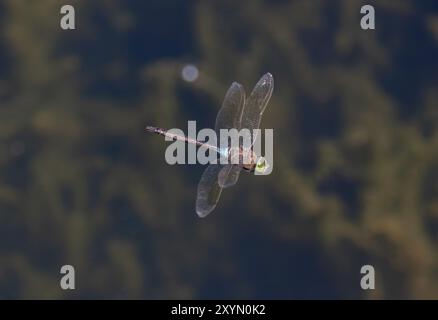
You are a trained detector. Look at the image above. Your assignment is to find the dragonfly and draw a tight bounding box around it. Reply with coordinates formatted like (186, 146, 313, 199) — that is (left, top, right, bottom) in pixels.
(146, 73, 274, 217)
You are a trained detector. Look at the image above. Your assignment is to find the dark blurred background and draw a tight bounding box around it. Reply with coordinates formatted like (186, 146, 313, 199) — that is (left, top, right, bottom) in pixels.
(0, 0, 437, 299)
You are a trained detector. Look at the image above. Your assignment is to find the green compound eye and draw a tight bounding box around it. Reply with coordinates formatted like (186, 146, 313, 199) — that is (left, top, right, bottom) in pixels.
(255, 157, 267, 173)
(257, 159, 265, 169)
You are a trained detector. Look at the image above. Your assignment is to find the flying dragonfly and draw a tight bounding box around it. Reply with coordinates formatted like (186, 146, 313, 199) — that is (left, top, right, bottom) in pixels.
(146, 73, 274, 217)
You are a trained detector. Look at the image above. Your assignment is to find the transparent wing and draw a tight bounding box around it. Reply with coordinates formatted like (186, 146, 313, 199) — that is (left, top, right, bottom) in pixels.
(218, 164, 241, 188)
(213, 81, 245, 188)
(215, 82, 246, 132)
(196, 164, 224, 217)
(240, 73, 274, 132)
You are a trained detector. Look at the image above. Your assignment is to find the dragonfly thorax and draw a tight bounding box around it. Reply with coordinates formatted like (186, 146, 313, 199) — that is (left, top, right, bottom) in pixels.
(226, 147, 258, 172)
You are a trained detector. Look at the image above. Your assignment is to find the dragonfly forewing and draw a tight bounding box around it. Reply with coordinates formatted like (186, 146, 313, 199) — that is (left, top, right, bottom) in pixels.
(240, 73, 274, 134)
(215, 82, 246, 133)
(210, 81, 246, 189)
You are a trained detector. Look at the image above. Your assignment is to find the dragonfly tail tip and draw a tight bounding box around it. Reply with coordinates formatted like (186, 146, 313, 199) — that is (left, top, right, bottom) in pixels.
(145, 126, 156, 132)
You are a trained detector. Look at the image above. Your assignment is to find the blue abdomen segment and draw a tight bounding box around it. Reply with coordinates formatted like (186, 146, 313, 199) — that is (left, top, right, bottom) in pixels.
(218, 147, 229, 160)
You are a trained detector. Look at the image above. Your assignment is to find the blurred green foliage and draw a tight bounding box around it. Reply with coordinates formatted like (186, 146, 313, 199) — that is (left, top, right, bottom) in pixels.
(0, 0, 437, 299)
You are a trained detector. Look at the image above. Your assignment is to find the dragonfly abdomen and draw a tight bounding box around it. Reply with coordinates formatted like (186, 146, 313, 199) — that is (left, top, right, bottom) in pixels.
(145, 126, 206, 147)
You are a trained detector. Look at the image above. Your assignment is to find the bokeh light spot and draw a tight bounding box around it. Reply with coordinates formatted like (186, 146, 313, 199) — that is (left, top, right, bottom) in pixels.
(181, 64, 199, 82)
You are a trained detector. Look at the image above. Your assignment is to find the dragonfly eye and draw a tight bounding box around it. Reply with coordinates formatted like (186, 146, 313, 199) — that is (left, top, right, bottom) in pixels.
(255, 157, 268, 174)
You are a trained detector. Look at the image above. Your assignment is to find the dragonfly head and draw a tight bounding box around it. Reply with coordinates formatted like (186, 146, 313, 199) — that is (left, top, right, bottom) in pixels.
(254, 157, 270, 175)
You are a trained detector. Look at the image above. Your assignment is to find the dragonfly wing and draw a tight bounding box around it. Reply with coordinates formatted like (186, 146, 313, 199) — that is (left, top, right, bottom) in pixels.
(240, 73, 274, 132)
(215, 82, 246, 132)
(218, 164, 242, 188)
(196, 164, 224, 217)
